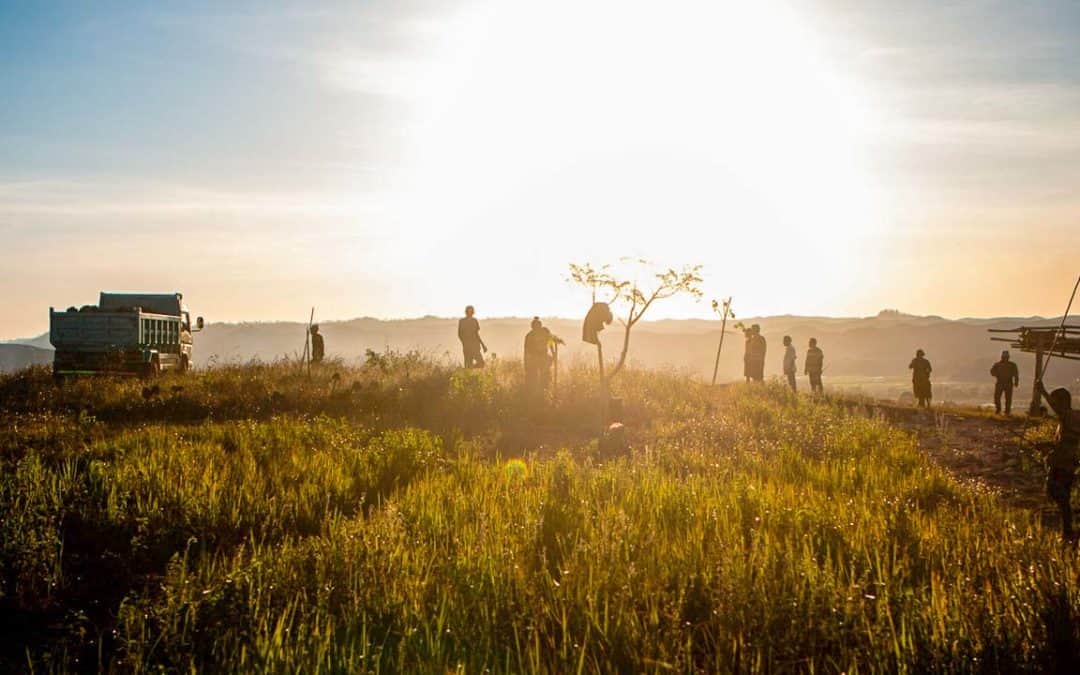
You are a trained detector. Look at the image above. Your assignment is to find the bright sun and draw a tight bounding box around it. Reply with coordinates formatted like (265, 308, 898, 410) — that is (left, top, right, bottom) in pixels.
(384, 0, 883, 317)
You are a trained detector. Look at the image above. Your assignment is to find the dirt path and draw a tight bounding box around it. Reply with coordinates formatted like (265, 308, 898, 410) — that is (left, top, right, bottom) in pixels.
(845, 399, 1059, 516)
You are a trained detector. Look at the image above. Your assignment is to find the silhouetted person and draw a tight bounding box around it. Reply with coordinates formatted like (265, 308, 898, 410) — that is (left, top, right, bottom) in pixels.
(1036, 378, 1080, 541)
(805, 337, 824, 394)
(743, 328, 753, 382)
(743, 324, 766, 382)
(310, 324, 324, 364)
(524, 317, 554, 393)
(990, 350, 1019, 415)
(782, 335, 796, 391)
(909, 349, 932, 407)
(458, 305, 487, 368)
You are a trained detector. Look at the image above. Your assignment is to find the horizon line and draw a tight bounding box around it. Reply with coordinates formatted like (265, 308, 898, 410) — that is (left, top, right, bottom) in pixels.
(5, 310, 1062, 343)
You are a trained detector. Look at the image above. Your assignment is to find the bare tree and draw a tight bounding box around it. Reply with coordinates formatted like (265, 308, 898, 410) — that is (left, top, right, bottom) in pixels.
(570, 260, 704, 385)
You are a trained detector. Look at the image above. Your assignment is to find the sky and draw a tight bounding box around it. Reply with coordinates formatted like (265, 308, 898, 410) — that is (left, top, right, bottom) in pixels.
(2, 0, 1079, 339)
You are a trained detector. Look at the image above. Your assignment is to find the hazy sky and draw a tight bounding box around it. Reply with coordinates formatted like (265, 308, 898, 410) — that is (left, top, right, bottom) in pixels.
(2, 0, 1079, 338)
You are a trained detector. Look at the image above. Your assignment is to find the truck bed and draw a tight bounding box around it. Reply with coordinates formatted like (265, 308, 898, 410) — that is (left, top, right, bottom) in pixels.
(50, 308, 187, 375)
(50, 310, 140, 349)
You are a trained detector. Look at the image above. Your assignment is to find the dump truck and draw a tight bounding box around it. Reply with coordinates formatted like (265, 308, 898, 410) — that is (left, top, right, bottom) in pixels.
(50, 292, 204, 377)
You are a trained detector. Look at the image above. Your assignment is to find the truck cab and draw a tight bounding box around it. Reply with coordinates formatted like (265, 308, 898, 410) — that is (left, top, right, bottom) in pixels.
(50, 292, 204, 377)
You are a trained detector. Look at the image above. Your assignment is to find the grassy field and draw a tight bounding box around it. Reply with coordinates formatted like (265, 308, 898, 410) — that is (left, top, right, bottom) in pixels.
(1, 356, 1078, 672)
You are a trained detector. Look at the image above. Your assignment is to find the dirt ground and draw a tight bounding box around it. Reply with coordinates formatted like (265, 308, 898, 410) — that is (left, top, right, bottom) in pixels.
(843, 398, 1064, 525)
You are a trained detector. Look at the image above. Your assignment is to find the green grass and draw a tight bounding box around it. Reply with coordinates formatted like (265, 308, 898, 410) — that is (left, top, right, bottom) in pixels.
(1, 359, 1078, 672)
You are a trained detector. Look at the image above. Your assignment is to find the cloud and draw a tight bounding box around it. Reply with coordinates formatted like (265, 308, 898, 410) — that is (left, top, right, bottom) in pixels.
(0, 179, 387, 220)
(144, 0, 469, 101)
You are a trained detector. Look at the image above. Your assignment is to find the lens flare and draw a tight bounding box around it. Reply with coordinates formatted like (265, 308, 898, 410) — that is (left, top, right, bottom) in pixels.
(503, 458, 528, 481)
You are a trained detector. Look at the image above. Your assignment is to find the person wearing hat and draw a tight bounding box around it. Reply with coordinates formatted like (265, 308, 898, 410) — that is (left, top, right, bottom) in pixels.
(990, 350, 1020, 415)
(310, 324, 325, 364)
(908, 349, 932, 408)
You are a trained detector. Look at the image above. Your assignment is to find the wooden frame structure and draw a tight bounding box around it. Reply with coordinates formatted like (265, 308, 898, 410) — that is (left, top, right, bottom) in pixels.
(988, 325, 1080, 415)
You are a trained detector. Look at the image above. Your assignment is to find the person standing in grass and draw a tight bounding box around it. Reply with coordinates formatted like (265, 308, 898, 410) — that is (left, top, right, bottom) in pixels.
(782, 335, 797, 391)
(909, 349, 932, 407)
(990, 350, 1020, 415)
(310, 324, 325, 364)
(751, 325, 767, 382)
(1036, 378, 1080, 541)
(743, 327, 754, 382)
(743, 324, 766, 382)
(523, 317, 554, 394)
(805, 337, 824, 394)
(458, 305, 488, 368)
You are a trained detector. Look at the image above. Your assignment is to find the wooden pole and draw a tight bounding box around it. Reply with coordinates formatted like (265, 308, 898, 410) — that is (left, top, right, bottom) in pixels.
(597, 340, 605, 382)
(1029, 342, 1045, 417)
(304, 306, 315, 378)
(1031, 274, 1080, 415)
(1043, 274, 1080, 378)
(711, 297, 731, 386)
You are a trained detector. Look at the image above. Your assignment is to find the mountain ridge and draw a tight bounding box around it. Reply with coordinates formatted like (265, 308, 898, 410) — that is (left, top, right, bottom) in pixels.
(5, 314, 1078, 402)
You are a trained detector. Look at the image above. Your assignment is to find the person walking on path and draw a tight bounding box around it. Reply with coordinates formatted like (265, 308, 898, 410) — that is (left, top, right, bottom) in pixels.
(782, 335, 797, 391)
(805, 338, 824, 394)
(458, 305, 487, 368)
(1036, 378, 1080, 541)
(909, 349, 932, 408)
(990, 350, 1020, 415)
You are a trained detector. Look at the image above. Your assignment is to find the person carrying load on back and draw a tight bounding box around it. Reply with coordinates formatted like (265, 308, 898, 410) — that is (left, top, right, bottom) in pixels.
(782, 335, 797, 391)
(990, 350, 1020, 415)
(805, 337, 824, 394)
(909, 349, 932, 408)
(458, 305, 487, 368)
(1036, 378, 1080, 541)
(524, 317, 555, 393)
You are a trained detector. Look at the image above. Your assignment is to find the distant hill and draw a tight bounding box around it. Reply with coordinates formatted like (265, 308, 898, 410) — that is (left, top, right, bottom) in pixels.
(192, 313, 1080, 395)
(5, 314, 1078, 402)
(0, 344, 53, 373)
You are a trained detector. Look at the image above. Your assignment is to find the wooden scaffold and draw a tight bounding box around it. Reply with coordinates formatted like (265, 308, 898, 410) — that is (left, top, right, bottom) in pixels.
(988, 276, 1080, 416)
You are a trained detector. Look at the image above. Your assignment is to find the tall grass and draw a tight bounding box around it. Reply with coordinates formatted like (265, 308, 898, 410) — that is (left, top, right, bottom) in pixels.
(0, 360, 1077, 672)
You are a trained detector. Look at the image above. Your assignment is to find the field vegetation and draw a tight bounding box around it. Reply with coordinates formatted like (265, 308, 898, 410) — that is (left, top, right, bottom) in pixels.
(1, 356, 1078, 672)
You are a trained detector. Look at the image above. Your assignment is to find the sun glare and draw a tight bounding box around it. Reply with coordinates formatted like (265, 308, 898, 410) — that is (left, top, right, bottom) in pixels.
(380, 0, 882, 317)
